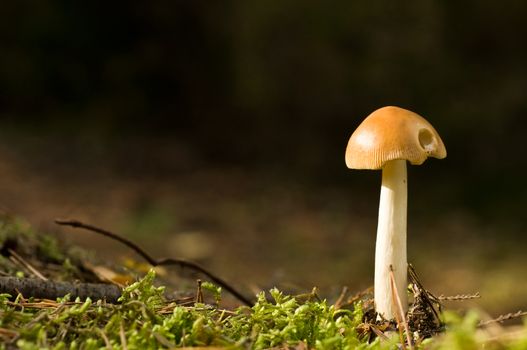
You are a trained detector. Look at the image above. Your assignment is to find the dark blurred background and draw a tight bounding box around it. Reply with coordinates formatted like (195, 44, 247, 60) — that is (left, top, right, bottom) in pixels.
(1, 1, 526, 313)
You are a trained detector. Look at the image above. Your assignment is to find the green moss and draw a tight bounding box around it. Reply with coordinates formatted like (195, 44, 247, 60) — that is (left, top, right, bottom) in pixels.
(1, 218, 526, 349)
(2, 271, 525, 349)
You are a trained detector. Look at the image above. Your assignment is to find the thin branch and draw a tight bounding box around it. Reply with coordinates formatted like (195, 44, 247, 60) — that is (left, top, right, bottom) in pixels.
(195, 279, 203, 304)
(408, 264, 441, 322)
(156, 257, 253, 306)
(389, 265, 413, 350)
(54, 219, 157, 265)
(333, 286, 348, 310)
(0, 327, 19, 343)
(370, 325, 390, 341)
(7, 248, 48, 281)
(388, 270, 406, 349)
(97, 328, 113, 350)
(408, 264, 441, 305)
(0, 276, 121, 302)
(119, 321, 128, 350)
(152, 332, 176, 348)
(55, 218, 254, 306)
(438, 293, 481, 301)
(479, 310, 527, 327)
(346, 286, 374, 307)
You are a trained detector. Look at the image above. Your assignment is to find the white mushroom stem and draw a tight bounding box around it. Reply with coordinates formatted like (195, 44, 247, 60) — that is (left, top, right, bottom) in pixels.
(375, 159, 408, 319)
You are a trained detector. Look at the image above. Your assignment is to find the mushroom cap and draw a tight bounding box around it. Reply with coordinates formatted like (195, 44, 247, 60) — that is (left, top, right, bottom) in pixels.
(345, 106, 447, 169)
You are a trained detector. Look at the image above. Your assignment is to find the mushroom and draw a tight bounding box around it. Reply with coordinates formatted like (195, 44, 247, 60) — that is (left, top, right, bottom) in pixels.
(345, 106, 446, 319)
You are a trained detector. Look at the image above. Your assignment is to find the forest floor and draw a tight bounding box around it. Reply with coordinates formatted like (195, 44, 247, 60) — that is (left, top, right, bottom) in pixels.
(1, 216, 526, 349)
(0, 135, 525, 318)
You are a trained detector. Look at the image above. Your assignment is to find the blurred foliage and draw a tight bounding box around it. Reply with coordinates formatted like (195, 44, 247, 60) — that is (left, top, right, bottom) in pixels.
(1, 1, 527, 183)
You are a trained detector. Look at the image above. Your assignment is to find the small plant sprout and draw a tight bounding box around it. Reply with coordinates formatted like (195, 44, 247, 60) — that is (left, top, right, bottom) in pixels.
(345, 106, 446, 320)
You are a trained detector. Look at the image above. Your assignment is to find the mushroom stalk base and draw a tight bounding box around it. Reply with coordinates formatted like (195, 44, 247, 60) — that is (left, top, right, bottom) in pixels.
(375, 159, 408, 320)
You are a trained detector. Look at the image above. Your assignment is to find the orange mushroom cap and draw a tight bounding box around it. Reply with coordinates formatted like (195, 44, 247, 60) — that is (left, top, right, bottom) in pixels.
(345, 106, 447, 169)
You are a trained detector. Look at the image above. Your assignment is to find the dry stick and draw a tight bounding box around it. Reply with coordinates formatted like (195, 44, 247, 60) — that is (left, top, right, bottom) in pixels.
(25, 309, 51, 329)
(0, 276, 121, 302)
(196, 279, 204, 304)
(410, 263, 479, 305)
(389, 273, 407, 350)
(54, 219, 157, 266)
(346, 286, 374, 307)
(408, 264, 440, 304)
(155, 257, 253, 306)
(54, 219, 254, 307)
(7, 248, 48, 281)
(408, 264, 441, 323)
(334, 286, 348, 309)
(152, 332, 176, 348)
(97, 328, 113, 350)
(119, 321, 128, 350)
(370, 325, 390, 341)
(8, 300, 62, 310)
(438, 293, 481, 301)
(0, 327, 19, 342)
(389, 265, 413, 350)
(478, 310, 527, 327)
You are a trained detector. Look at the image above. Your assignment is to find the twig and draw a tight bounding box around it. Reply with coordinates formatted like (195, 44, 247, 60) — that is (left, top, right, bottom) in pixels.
(0, 327, 19, 343)
(97, 328, 113, 350)
(334, 286, 348, 309)
(408, 264, 441, 322)
(293, 287, 322, 303)
(119, 321, 128, 350)
(478, 311, 527, 327)
(152, 332, 176, 348)
(54, 219, 157, 265)
(438, 293, 481, 301)
(346, 286, 374, 307)
(156, 257, 253, 306)
(0, 276, 121, 302)
(7, 300, 63, 309)
(55, 218, 254, 306)
(196, 279, 204, 303)
(389, 268, 406, 349)
(25, 311, 50, 329)
(408, 264, 440, 305)
(370, 325, 390, 341)
(7, 248, 48, 281)
(389, 265, 413, 350)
